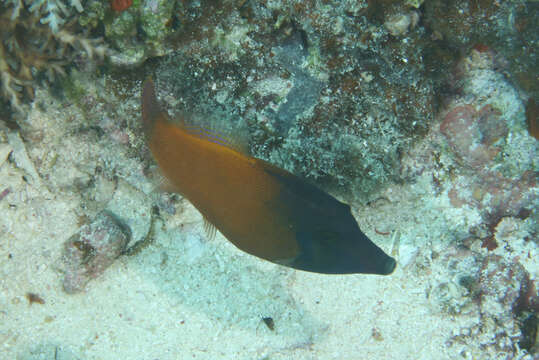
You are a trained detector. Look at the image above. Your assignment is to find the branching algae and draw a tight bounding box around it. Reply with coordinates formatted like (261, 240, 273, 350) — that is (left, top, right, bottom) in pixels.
(141, 78, 396, 275)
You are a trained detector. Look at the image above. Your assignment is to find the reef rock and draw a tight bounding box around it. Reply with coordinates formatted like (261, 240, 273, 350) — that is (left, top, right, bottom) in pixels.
(62, 210, 131, 294)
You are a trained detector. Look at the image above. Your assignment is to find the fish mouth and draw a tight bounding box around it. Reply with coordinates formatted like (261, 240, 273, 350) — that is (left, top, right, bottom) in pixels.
(365, 250, 397, 275)
(381, 257, 397, 275)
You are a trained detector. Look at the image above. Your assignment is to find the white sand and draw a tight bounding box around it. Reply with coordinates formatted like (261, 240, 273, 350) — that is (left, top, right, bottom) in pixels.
(0, 84, 536, 360)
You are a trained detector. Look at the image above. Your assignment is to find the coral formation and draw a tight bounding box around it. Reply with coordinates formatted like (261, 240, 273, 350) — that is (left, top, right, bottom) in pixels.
(13, 0, 83, 32)
(104, 0, 178, 66)
(430, 243, 538, 358)
(423, 0, 539, 101)
(398, 42, 538, 357)
(0, 0, 182, 115)
(384, 11, 419, 37)
(438, 47, 538, 228)
(0, 0, 105, 113)
(440, 104, 505, 170)
(111, 0, 132, 13)
(148, 0, 434, 202)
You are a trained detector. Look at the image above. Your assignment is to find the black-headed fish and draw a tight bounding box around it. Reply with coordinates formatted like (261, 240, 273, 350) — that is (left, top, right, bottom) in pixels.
(142, 78, 396, 275)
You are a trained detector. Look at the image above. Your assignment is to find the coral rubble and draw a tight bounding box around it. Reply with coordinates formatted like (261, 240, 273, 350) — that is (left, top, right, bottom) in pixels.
(63, 210, 130, 293)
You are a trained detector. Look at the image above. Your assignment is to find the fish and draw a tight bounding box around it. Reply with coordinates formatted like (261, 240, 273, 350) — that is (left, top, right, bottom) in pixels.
(141, 78, 396, 275)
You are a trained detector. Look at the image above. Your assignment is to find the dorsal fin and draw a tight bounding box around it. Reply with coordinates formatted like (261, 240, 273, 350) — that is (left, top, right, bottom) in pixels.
(143, 78, 249, 154)
(181, 124, 238, 149)
(142, 78, 164, 135)
(181, 123, 250, 154)
(203, 216, 217, 240)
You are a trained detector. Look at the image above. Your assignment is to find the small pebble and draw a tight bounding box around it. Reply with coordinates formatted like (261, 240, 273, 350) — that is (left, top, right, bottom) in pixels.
(63, 210, 131, 294)
(384, 12, 419, 37)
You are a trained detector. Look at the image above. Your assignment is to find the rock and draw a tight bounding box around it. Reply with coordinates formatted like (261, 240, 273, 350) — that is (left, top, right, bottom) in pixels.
(106, 179, 152, 245)
(384, 12, 419, 37)
(62, 210, 131, 293)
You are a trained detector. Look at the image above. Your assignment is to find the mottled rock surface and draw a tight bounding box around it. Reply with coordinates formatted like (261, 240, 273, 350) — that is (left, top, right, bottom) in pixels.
(63, 210, 131, 294)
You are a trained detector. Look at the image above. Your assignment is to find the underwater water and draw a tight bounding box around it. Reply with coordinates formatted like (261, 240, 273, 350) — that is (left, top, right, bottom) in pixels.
(0, 1, 537, 359)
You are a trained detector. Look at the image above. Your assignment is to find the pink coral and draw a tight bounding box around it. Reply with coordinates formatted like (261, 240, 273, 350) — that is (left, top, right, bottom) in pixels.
(63, 211, 130, 293)
(439, 98, 536, 223)
(440, 104, 506, 170)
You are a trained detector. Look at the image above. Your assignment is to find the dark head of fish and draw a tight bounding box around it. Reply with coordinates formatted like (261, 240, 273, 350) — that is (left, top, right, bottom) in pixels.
(265, 166, 396, 275)
(293, 206, 396, 275)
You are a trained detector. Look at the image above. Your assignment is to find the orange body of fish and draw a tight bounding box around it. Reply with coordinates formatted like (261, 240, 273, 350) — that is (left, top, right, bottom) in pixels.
(142, 79, 396, 275)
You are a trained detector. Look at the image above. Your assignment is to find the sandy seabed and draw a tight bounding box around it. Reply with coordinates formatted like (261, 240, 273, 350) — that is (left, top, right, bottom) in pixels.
(0, 84, 537, 360)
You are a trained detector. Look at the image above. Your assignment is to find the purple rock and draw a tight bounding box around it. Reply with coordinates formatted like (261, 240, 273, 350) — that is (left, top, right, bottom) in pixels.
(63, 211, 131, 294)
